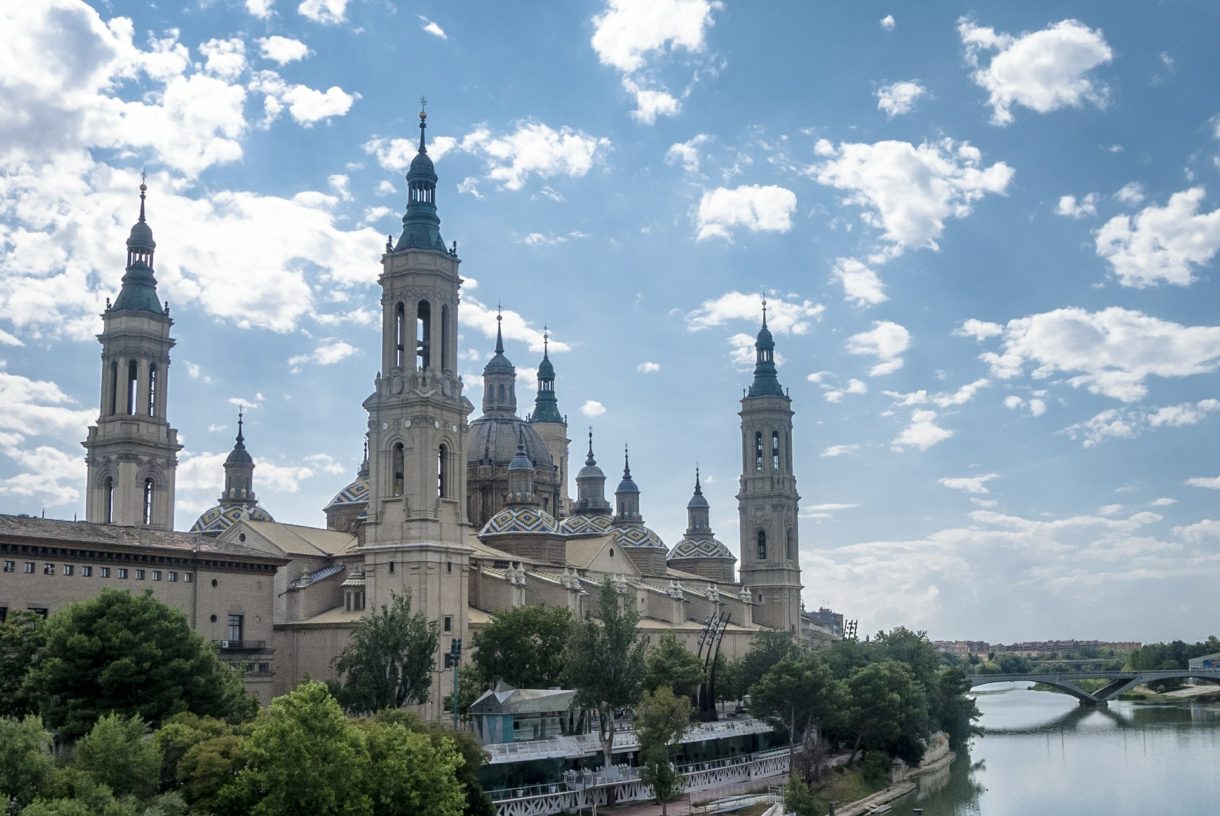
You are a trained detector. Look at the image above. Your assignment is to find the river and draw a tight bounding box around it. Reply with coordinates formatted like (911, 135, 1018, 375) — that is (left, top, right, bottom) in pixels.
(888, 684, 1220, 816)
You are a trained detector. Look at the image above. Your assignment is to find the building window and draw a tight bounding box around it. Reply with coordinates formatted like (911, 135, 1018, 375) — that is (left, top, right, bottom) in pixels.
(0, 608, 6, 622)
(152, 570, 161, 581)
(169, 571, 178, 582)
(394, 302, 406, 368)
(391, 443, 405, 497)
(772, 431, 781, 471)
(126, 359, 138, 415)
(786, 529, 794, 560)
(416, 300, 431, 370)
(437, 444, 448, 497)
(117, 568, 128, 579)
(28, 608, 48, 619)
(754, 432, 763, 471)
(136, 569, 145, 580)
(147, 363, 158, 417)
(183, 573, 193, 584)
(103, 477, 114, 524)
(227, 614, 244, 643)
(108, 361, 118, 415)
(62, 564, 74, 576)
(43, 563, 54, 575)
(440, 305, 450, 371)
(756, 531, 767, 560)
(142, 478, 154, 525)
(447, 561, 452, 573)
(24, 562, 34, 574)
(2, 560, 13, 572)
(388, 561, 395, 574)
(443, 615, 453, 632)
(82, 566, 92, 577)
(100, 567, 110, 578)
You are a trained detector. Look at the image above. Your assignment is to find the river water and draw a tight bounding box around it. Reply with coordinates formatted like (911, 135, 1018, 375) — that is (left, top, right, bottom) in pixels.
(888, 684, 1220, 816)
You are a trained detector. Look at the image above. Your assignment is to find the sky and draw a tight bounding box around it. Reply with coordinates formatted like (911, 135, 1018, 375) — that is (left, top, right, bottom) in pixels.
(2, 0, 1219, 644)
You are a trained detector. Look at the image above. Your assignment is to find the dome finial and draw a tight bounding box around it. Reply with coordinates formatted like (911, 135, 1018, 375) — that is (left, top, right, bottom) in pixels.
(138, 170, 147, 223)
(694, 464, 702, 495)
(495, 303, 504, 354)
(586, 427, 596, 465)
(236, 405, 245, 447)
(761, 293, 768, 329)
(418, 95, 428, 153)
(543, 325, 549, 360)
(623, 443, 631, 478)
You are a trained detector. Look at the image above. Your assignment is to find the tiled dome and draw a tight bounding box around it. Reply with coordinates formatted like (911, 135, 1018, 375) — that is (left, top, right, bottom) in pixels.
(481, 506, 559, 536)
(325, 477, 369, 510)
(669, 536, 735, 561)
(190, 503, 274, 536)
(560, 514, 614, 536)
(612, 523, 666, 550)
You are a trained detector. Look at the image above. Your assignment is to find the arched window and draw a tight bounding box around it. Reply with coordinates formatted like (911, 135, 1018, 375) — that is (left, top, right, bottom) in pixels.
(498, 383, 505, 402)
(754, 432, 763, 471)
(108, 361, 118, 415)
(394, 303, 406, 368)
(147, 363, 158, 417)
(103, 477, 114, 524)
(438, 444, 449, 497)
(416, 300, 431, 370)
(126, 360, 138, 415)
(142, 478, 154, 525)
(392, 443, 405, 497)
(772, 431, 781, 471)
(786, 528, 794, 560)
(756, 530, 767, 560)
(440, 305, 450, 371)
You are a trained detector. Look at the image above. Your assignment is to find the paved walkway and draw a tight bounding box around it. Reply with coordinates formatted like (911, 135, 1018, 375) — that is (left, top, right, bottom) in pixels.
(592, 771, 787, 815)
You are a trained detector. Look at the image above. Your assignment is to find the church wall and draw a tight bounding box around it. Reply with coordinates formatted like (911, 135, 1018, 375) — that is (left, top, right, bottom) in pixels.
(622, 547, 668, 578)
(273, 623, 353, 697)
(282, 566, 345, 622)
(481, 534, 565, 567)
(669, 558, 736, 585)
(472, 566, 518, 613)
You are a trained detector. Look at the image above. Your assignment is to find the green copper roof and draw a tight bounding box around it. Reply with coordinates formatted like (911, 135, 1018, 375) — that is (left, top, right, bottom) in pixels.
(747, 305, 785, 398)
(112, 181, 164, 315)
(395, 108, 447, 252)
(531, 331, 563, 424)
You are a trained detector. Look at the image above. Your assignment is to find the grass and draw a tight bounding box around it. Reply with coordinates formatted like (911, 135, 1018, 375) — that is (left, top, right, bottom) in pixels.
(814, 766, 888, 806)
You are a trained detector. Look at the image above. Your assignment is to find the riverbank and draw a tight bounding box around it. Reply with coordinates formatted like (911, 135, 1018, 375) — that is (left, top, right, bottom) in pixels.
(834, 739, 956, 816)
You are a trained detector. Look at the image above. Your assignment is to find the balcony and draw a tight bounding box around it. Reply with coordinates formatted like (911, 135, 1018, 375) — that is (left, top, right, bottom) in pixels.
(215, 639, 268, 652)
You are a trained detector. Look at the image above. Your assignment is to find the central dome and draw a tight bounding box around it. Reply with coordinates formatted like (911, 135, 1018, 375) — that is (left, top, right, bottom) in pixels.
(467, 416, 554, 469)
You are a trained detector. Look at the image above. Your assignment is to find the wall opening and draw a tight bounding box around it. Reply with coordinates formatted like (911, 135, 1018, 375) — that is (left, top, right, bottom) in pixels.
(392, 443, 405, 497)
(126, 360, 138, 415)
(756, 530, 767, 560)
(148, 363, 158, 417)
(416, 300, 431, 370)
(142, 478, 154, 525)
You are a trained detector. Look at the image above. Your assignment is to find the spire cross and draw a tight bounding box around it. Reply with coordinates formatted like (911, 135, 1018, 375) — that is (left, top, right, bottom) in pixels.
(138, 170, 148, 223)
(236, 406, 245, 445)
(418, 95, 428, 152)
(761, 295, 768, 328)
(543, 324, 550, 357)
(494, 304, 504, 354)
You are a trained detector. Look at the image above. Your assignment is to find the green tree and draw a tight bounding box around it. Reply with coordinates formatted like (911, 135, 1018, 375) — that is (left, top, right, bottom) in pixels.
(226, 681, 372, 816)
(24, 589, 255, 739)
(737, 631, 795, 695)
(751, 654, 846, 777)
(470, 605, 572, 689)
(566, 579, 648, 772)
(0, 715, 55, 809)
(73, 714, 163, 800)
(372, 710, 494, 816)
(634, 687, 692, 815)
(176, 732, 245, 813)
(334, 592, 438, 713)
(845, 660, 929, 765)
(359, 720, 464, 816)
(23, 766, 138, 816)
(0, 611, 47, 718)
(644, 633, 705, 700)
(934, 667, 981, 749)
(714, 655, 743, 708)
(153, 713, 235, 792)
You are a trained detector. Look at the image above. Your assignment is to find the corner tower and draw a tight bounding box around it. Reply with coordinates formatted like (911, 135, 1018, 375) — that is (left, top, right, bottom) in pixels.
(361, 107, 472, 711)
(83, 179, 181, 529)
(736, 301, 802, 632)
(530, 329, 570, 516)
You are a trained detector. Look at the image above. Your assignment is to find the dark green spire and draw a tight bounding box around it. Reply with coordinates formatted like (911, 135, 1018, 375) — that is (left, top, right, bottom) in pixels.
(395, 100, 446, 252)
(531, 326, 564, 424)
(747, 297, 785, 398)
(112, 176, 165, 314)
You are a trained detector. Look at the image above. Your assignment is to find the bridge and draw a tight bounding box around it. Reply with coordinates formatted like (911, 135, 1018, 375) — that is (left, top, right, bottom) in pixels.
(967, 669, 1220, 707)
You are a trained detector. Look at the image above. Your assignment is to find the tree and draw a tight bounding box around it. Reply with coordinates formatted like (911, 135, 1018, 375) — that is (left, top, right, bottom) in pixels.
(372, 710, 494, 816)
(24, 589, 255, 739)
(751, 654, 846, 778)
(635, 687, 692, 815)
(153, 713, 236, 792)
(714, 655, 742, 708)
(566, 579, 648, 773)
(334, 592, 438, 713)
(73, 714, 163, 800)
(470, 605, 572, 689)
(226, 681, 372, 816)
(359, 720, 465, 816)
(736, 631, 795, 695)
(176, 733, 245, 814)
(845, 660, 929, 765)
(0, 715, 55, 809)
(644, 633, 705, 700)
(934, 667, 981, 749)
(0, 611, 46, 718)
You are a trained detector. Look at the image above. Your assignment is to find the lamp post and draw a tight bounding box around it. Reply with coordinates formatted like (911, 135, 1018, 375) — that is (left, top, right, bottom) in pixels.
(445, 637, 463, 729)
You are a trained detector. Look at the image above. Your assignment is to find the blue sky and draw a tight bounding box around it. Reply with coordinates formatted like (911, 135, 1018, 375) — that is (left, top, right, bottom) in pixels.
(2, 0, 1220, 643)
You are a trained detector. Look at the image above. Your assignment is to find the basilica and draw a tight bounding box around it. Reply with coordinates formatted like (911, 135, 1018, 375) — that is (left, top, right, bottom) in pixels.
(0, 110, 827, 715)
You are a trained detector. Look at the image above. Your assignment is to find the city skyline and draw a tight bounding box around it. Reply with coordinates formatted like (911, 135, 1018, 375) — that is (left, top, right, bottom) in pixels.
(2, 1, 1219, 642)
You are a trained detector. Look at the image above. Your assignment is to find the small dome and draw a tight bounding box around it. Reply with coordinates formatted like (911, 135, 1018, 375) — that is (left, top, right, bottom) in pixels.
(325, 476, 369, 510)
(468, 417, 554, 468)
(687, 491, 709, 509)
(616, 474, 639, 494)
(481, 506, 559, 536)
(409, 150, 436, 177)
(577, 461, 605, 481)
(190, 503, 274, 536)
(560, 513, 614, 536)
(483, 352, 515, 375)
(225, 445, 254, 467)
(612, 523, 665, 550)
(669, 536, 735, 561)
(537, 356, 555, 380)
(126, 220, 155, 250)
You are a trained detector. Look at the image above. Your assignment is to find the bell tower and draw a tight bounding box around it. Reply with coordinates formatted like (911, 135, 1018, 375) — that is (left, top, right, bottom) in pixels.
(83, 179, 181, 529)
(736, 300, 803, 632)
(530, 329, 570, 516)
(360, 105, 472, 714)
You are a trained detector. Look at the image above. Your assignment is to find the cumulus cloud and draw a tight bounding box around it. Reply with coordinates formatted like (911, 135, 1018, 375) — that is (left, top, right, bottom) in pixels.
(1063, 399, 1220, 447)
(975, 307, 1220, 402)
(581, 400, 607, 418)
(823, 378, 867, 404)
(892, 410, 953, 451)
(457, 121, 610, 191)
(246, 1, 275, 19)
(1003, 394, 1048, 417)
(832, 258, 887, 306)
(419, 17, 447, 39)
(298, 0, 348, 25)
(821, 444, 859, 458)
(940, 473, 999, 494)
(876, 80, 927, 117)
(1186, 476, 1220, 490)
(959, 18, 1113, 125)
(1095, 187, 1220, 288)
(685, 291, 824, 335)
(846, 321, 911, 376)
(884, 379, 989, 409)
(954, 318, 1004, 341)
(459, 297, 567, 356)
(812, 138, 1013, 257)
(880, 15, 895, 30)
(1055, 193, 1098, 218)
(258, 36, 311, 65)
(1115, 182, 1145, 206)
(666, 134, 710, 174)
(199, 37, 246, 81)
(803, 502, 861, 520)
(637, 361, 661, 373)
(622, 78, 681, 124)
(287, 340, 357, 371)
(695, 184, 797, 240)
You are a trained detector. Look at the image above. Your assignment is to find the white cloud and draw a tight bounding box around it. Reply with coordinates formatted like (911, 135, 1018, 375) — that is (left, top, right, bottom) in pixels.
(0, 329, 24, 347)
(959, 18, 1113, 125)
(824, 378, 868, 403)
(1055, 193, 1098, 218)
(419, 17, 447, 39)
(622, 78, 681, 124)
(363, 135, 457, 172)
(884, 379, 990, 409)
(258, 36, 311, 66)
(459, 121, 611, 191)
(821, 444, 859, 458)
(1095, 187, 1220, 288)
(199, 37, 246, 81)
(0, 369, 96, 441)
(1115, 182, 1145, 206)
(1064, 399, 1220, 447)
(812, 138, 1013, 257)
(1174, 519, 1220, 544)
(459, 297, 567, 355)
(695, 184, 797, 240)
(832, 258, 887, 306)
(637, 361, 661, 373)
(280, 83, 358, 125)
(287, 340, 357, 370)
(1003, 394, 1047, 417)
(298, 0, 348, 25)
(846, 321, 911, 377)
(246, 1, 275, 19)
(666, 134, 709, 174)
(880, 15, 895, 30)
(0, 444, 85, 508)
(1150, 497, 1177, 507)
(685, 291, 824, 335)
(939, 473, 999, 494)
(581, 400, 606, 418)
(954, 318, 1004, 341)
(893, 409, 953, 451)
(1187, 476, 1220, 490)
(977, 307, 1220, 402)
(803, 502, 861, 519)
(876, 80, 927, 118)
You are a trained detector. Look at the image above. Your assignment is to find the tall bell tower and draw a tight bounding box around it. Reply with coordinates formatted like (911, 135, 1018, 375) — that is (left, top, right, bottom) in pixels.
(83, 179, 181, 529)
(360, 105, 473, 713)
(736, 301, 803, 632)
